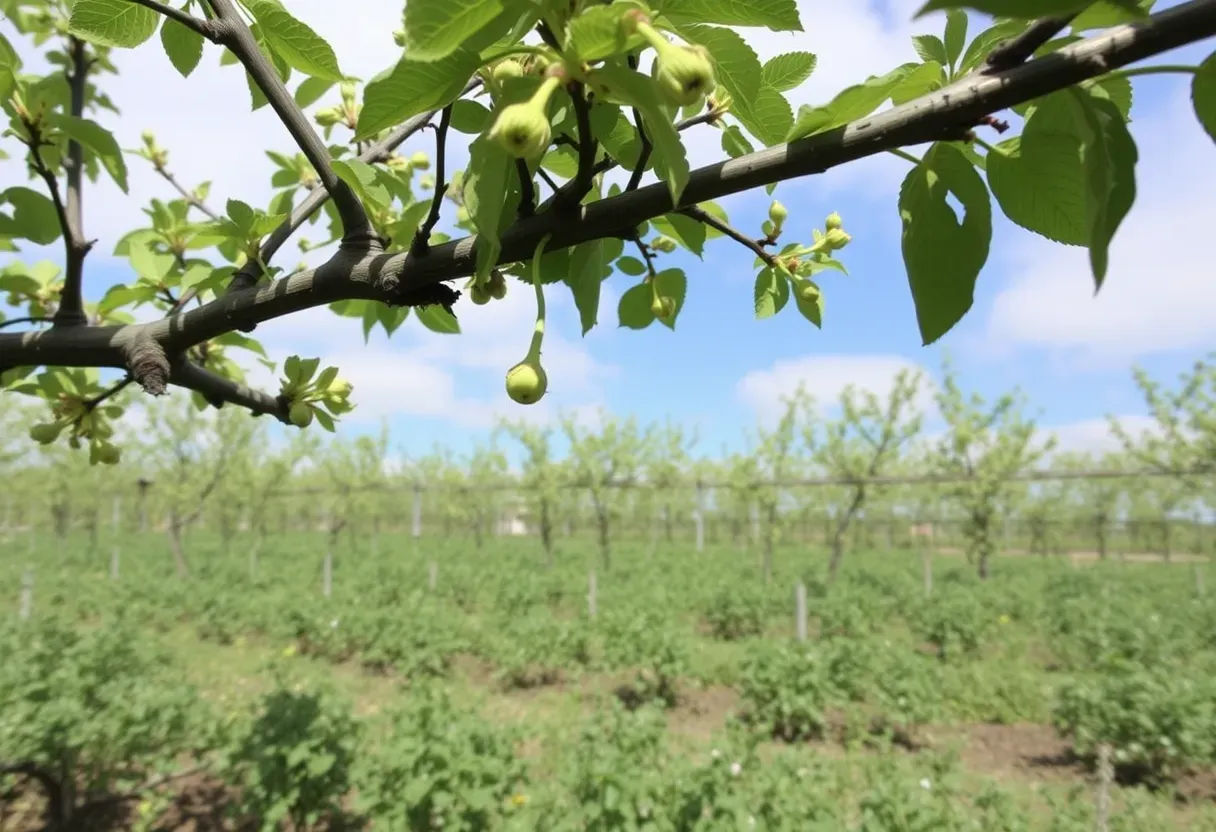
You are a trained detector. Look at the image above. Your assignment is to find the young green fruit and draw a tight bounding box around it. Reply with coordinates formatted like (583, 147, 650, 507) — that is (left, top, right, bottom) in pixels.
(650, 295, 676, 319)
(392, 29, 407, 47)
(409, 151, 431, 170)
(654, 44, 715, 108)
(505, 359, 548, 405)
(825, 212, 843, 231)
(289, 401, 314, 428)
(769, 200, 788, 227)
(471, 284, 492, 305)
(491, 59, 524, 85)
(488, 270, 508, 300)
(824, 228, 852, 250)
(29, 422, 63, 444)
(488, 76, 561, 159)
(651, 235, 677, 253)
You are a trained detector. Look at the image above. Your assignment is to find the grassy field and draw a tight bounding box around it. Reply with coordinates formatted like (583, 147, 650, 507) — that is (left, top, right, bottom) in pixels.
(2, 530, 1215, 830)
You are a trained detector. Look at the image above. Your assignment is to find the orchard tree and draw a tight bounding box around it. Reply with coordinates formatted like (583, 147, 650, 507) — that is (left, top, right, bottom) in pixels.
(747, 389, 807, 583)
(2, 0, 1216, 467)
(810, 369, 924, 582)
(932, 362, 1052, 579)
(497, 418, 564, 564)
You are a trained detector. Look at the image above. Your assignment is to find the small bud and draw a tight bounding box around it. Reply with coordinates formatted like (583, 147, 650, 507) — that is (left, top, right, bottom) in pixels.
(409, 151, 431, 170)
(327, 378, 352, 399)
(141, 129, 156, 146)
(505, 359, 548, 405)
(824, 228, 851, 250)
(650, 295, 676, 319)
(488, 270, 508, 300)
(340, 81, 357, 107)
(651, 235, 677, 253)
(825, 212, 843, 231)
(392, 29, 407, 47)
(386, 155, 413, 174)
(314, 107, 342, 127)
(29, 422, 63, 444)
(491, 59, 524, 85)
(769, 200, 788, 227)
(289, 401, 314, 428)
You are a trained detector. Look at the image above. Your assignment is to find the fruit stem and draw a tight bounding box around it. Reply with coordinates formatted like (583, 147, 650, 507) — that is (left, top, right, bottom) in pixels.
(634, 20, 674, 58)
(526, 235, 551, 362)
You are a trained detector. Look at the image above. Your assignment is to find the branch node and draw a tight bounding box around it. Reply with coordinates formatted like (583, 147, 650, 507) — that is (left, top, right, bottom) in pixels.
(126, 337, 171, 396)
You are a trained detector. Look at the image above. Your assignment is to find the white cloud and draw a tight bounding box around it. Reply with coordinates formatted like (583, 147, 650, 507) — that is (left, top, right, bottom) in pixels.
(736, 354, 937, 423)
(985, 88, 1216, 365)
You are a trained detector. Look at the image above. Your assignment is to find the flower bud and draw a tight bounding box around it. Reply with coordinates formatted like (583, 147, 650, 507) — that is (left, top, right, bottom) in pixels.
(650, 295, 676, 319)
(651, 235, 677, 253)
(825, 212, 843, 231)
(824, 228, 851, 251)
(340, 81, 357, 107)
(488, 270, 508, 300)
(141, 130, 156, 146)
(505, 359, 548, 405)
(492, 59, 524, 85)
(327, 378, 352, 399)
(289, 401, 314, 428)
(29, 422, 63, 444)
(392, 29, 407, 47)
(314, 107, 342, 127)
(769, 200, 787, 228)
(489, 94, 553, 159)
(409, 151, 431, 170)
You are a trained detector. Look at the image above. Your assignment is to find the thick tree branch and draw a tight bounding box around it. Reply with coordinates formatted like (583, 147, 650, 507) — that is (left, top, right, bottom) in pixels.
(680, 205, 775, 267)
(127, 0, 222, 39)
(5, 1, 1215, 408)
(202, 0, 373, 256)
(411, 104, 453, 255)
(984, 15, 1080, 72)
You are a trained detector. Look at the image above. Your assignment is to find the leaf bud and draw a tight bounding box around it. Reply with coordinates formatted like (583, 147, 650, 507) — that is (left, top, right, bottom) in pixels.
(505, 359, 548, 405)
(289, 401, 314, 428)
(768, 200, 787, 228)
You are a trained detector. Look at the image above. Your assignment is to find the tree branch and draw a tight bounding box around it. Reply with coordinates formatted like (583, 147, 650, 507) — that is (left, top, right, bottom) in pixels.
(153, 164, 219, 221)
(984, 15, 1079, 72)
(411, 104, 453, 256)
(516, 159, 536, 218)
(564, 80, 598, 204)
(6, 0, 1215, 406)
(0, 317, 54, 331)
(203, 0, 373, 256)
(680, 205, 775, 267)
(170, 358, 289, 421)
(127, 0, 222, 39)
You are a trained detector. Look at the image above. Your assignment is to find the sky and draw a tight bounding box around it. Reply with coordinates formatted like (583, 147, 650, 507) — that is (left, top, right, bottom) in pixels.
(2, 0, 1214, 464)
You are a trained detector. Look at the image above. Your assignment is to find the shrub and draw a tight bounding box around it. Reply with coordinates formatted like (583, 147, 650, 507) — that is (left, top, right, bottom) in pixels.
(739, 643, 832, 741)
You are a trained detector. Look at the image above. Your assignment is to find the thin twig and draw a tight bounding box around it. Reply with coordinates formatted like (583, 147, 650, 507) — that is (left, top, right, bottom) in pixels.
(565, 81, 598, 203)
(632, 235, 657, 277)
(153, 165, 219, 221)
(984, 15, 1080, 71)
(680, 205, 775, 266)
(536, 166, 560, 194)
(516, 159, 536, 218)
(83, 376, 134, 412)
(127, 0, 220, 39)
(0, 316, 54, 331)
(411, 104, 453, 256)
(626, 56, 653, 192)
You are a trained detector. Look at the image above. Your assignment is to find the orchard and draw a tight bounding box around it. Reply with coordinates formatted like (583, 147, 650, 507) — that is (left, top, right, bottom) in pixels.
(3, 0, 1216, 829)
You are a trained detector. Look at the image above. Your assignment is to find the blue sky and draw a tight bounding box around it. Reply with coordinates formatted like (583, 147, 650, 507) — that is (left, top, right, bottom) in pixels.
(3, 1, 1215, 463)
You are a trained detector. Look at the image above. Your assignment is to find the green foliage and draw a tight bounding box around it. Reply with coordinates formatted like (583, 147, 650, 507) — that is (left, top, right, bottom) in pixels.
(222, 679, 361, 831)
(739, 642, 832, 741)
(704, 583, 766, 640)
(355, 684, 525, 830)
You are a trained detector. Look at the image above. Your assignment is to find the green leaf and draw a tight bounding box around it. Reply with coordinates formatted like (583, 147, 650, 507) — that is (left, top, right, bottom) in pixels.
(676, 25, 763, 104)
(732, 84, 792, 147)
(650, 214, 705, 257)
(654, 268, 687, 331)
(752, 267, 788, 319)
(2, 188, 61, 244)
(331, 159, 391, 212)
(450, 99, 492, 134)
(985, 92, 1087, 246)
(917, 1, 1091, 18)
(463, 133, 515, 284)
(618, 283, 656, 330)
(226, 199, 257, 232)
(794, 281, 823, 327)
(160, 10, 204, 77)
(566, 2, 648, 62)
(617, 256, 646, 276)
(890, 61, 945, 106)
(416, 304, 461, 334)
(404, 0, 503, 62)
(1083, 74, 1132, 121)
(590, 64, 689, 204)
(47, 115, 129, 193)
(1071, 0, 1154, 30)
(721, 124, 754, 158)
(566, 240, 611, 335)
(241, 0, 343, 81)
(912, 35, 948, 67)
(356, 51, 479, 141)
(656, 0, 803, 32)
(761, 52, 816, 93)
(294, 77, 334, 108)
(1193, 51, 1216, 144)
(213, 331, 268, 358)
(899, 142, 992, 345)
(68, 0, 159, 48)
(1072, 89, 1138, 290)
(787, 65, 912, 141)
(944, 10, 968, 68)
